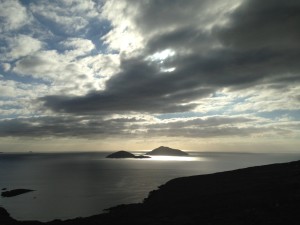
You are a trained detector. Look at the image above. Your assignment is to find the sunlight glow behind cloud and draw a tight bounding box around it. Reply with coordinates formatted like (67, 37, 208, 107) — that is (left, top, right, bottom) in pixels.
(0, 0, 299, 152)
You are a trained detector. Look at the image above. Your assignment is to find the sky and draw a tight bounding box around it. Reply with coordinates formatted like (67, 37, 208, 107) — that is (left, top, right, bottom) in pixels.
(0, 0, 300, 152)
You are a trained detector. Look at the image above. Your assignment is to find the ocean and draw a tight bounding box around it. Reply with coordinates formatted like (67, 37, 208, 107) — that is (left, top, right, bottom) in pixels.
(0, 151, 299, 222)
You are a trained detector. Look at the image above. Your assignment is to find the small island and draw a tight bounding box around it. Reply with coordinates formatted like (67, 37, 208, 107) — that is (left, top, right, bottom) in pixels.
(146, 146, 189, 156)
(1, 189, 35, 198)
(106, 151, 150, 159)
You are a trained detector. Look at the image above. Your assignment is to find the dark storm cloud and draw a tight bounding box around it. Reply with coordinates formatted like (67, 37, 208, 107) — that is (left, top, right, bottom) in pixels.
(146, 27, 216, 54)
(1, 115, 288, 139)
(42, 57, 214, 114)
(42, 0, 300, 115)
(0, 116, 141, 138)
(218, 0, 300, 50)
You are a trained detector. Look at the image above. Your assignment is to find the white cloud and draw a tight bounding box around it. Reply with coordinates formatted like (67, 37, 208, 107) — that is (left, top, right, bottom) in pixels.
(29, 0, 101, 35)
(0, 81, 15, 97)
(101, 0, 240, 56)
(4, 35, 43, 60)
(80, 54, 120, 77)
(0, 79, 47, 98)
(2, 63, 11, 71)
(0, 0, 30, 32)
(12, 49, 118, 96)
(101, 0, 144, 55)
(60, 38, 95, 58)
(0, 79, 50, 117)
(231, 85, 300, 113)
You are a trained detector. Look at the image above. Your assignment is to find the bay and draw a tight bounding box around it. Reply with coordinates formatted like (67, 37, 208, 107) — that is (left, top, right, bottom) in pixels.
(0, 151, 299, 222)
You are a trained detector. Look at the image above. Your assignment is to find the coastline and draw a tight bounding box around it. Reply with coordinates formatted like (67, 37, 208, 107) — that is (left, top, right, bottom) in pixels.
(1, 159, 300, 224)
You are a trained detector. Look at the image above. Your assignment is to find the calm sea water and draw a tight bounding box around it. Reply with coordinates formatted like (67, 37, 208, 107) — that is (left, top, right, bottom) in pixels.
(0, 151, 299, 222)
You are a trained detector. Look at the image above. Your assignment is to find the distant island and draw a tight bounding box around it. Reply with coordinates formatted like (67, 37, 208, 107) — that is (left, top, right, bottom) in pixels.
(106, 151, 150, 159)
(106, 147, 188, 159)
(146, 146, 189, 156)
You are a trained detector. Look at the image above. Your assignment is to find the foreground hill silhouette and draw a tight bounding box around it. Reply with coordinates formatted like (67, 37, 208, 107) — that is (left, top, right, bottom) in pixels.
(1, 160, 300, 225)
(1, 189, 35, 197)
(146, 146, 189, 156)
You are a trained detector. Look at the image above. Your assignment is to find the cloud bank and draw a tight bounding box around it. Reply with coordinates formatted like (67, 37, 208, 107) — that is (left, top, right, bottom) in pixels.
(0, 0, 299, 151)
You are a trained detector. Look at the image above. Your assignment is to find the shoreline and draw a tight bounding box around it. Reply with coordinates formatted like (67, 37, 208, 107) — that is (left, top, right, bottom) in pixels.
(1, 159, 300, 224)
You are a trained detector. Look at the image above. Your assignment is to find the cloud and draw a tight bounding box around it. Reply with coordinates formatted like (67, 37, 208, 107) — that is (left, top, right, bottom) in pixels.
(0, 115, 142, 138)
(0, 79, 51, 118)
(0, 81, 16, 97)
(2, 35, 43, 61)
(12, 48, 117, 96)
(29, 0, 102, 35)
(217, 0, 300, 50)
(60, 37, 95, 58)
(41, 56, 215, 114)
(0, 0, 29, 32)
(0, 114, 296, 140)
(41, 0, 300, 116)
(0, 0, 300, 146)
(232, 84, 300, 113)
(1, 63, 10, 72)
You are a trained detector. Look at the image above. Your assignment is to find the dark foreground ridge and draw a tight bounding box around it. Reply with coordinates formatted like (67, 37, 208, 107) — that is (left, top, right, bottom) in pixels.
(1, 160, 300, 225)
(146, 146, 189, 156)
(1, 189, 35, 198)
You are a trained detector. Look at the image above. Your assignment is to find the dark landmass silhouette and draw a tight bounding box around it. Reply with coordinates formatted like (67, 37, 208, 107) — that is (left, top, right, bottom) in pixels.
(1, 160, 300, 224)
(106, 151, 150, 159)
(146, 146, 189, 156)
(1, 189, 35, 198)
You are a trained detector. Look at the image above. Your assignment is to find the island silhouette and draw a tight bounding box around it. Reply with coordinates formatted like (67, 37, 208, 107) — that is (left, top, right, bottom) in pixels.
(146, 146, 189, 156)
(106, 146, 188, 159)
(106, 150, 150, 159)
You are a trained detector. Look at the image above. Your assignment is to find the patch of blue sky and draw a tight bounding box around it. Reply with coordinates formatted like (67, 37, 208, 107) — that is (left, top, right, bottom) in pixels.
(0, 69, 51, 86)
(0, 104, 22, 110)
(46, 18, 113, 55)
(218, 97, 250, 114)
(157, 111, 219, 120)
(257, 110, 300, 121)
(0, 113, 27, 120)
(157, 96, 251, 120)
(19, 0, 34, 7)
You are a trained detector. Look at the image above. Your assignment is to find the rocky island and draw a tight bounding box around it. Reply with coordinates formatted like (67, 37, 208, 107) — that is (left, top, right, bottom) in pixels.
(106, 151, 150, 159)
(146, 146, 189, 156)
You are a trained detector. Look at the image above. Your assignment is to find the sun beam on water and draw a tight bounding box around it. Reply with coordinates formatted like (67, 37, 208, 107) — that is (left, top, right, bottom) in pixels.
(147, 155, 199, 161)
